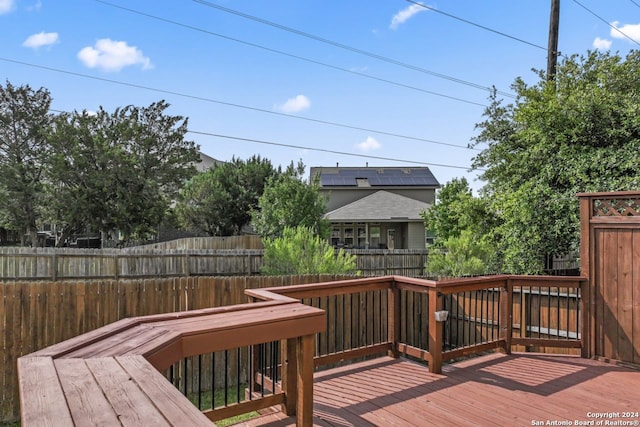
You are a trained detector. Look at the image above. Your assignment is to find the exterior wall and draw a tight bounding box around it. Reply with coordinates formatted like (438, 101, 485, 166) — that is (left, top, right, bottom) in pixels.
(407, 222, 427, 250)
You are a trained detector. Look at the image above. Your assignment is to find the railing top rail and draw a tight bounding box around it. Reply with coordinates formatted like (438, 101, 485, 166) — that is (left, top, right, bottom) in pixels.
(577, 190, 640, 198)
(246, 275, 396, 300)
(246, 274, 588, 302)
(29, 299, 325, 368)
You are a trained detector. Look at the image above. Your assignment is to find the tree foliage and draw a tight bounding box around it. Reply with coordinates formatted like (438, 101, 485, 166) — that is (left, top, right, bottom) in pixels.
(0, 81, 200, 246)
(261, 226, 357, 275)
(426, 230, 494, 278)
(47, 101, 199, 244)
(472, 51, 640, 273)
(0, 81, 52, 245)
(176, 156, 277, 236)
(422, 178, 496, 277)
(251, 161, 329, 239)
(421, 177, 495, 244)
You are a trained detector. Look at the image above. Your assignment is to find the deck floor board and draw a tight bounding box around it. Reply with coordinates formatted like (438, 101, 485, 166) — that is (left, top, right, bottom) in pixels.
(232, 352, 640, 427)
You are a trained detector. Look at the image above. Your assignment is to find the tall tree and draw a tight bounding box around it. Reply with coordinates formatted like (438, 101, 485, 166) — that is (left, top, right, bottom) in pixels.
(47, 101, 199, 245)
(176, 156, 277, 236)
(251, 161, 329, 239)
(0, 81, 52, 246)
(472, 50, 640, 273)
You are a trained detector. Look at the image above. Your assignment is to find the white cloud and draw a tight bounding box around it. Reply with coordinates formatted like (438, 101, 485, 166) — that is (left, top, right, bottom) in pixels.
(349, 66, 369, 73)
(27, 1, 43, 12)
(77, 38, 153, 72)
(0, 0, 15, 14)
(610, 21, 640, 43)
(276, 94, 311, 113)
(22, 32, 59, 49)
(390, 3, 426, 30)
(356, 136, 381, 152)
(593, 37, 612, 50)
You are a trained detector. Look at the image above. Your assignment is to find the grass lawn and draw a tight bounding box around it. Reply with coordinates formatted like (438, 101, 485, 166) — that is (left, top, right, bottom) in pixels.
(188, 384, 260, 426)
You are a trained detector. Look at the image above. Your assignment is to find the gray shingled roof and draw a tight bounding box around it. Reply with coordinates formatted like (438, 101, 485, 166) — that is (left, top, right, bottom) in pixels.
(324, 190, 431, 222)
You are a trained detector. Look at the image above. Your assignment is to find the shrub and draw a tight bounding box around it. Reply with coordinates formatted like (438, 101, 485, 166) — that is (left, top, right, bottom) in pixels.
(261, 226, 357, 275)
(426, 230, 494, 278)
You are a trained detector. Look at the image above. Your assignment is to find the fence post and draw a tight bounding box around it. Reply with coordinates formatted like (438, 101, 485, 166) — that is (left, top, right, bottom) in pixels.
(428, 287, 443, 374)
(579, 278, 589, 358)
(499, 279, 513, 354)
(282, 338, 298, 416)
(387, 284, 400, 358)
(296, 334, 315, 426)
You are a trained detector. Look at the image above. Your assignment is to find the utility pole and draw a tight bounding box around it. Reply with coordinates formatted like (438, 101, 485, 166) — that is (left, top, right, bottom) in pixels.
(547, 0, 560, 81)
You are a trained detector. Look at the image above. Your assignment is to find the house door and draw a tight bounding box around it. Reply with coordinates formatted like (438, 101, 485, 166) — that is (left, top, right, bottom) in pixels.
(387, 229, 395, 250)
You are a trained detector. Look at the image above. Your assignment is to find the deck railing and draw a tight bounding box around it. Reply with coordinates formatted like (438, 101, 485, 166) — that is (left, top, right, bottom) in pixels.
(247, 274, 587, 374)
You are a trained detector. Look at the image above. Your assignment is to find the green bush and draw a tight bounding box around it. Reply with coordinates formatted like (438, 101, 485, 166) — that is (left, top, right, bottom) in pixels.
(261, 226, 357, 275)
(426, 230, 494, 278)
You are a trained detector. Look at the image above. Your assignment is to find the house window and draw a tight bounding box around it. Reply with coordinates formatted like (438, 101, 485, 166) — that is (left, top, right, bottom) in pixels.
(343, 225, 354, 247)
(356, 224, 367, 248)
(370, 225, 380, 249)
(331, 227, 341, 246)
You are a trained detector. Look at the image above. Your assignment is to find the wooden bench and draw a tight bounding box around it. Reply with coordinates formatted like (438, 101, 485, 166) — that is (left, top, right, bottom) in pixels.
(18, 300, 325, 426)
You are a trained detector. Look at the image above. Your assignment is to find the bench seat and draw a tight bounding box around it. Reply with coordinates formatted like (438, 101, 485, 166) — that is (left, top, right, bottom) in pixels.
(18, 301, 326, 426)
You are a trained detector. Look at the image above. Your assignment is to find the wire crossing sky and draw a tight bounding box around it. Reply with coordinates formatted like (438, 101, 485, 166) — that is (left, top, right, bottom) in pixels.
(2, 0, 639, 192)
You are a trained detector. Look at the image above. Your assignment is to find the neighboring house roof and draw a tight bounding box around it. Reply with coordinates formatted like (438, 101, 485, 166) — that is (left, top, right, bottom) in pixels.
(313, 167, 440, 188)
(196, 152, 222, 172)
(324, 190, 431, 222)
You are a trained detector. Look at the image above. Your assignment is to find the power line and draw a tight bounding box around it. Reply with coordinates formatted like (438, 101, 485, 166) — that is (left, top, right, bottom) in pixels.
(406, 0, 549, 52)
(0, 56, 479, 151)
(92, 0, 486, 108)
(629, 0, 640, 10)
(187, 130, 483, 171)
(572, 0, 640, 47)
(190, 0, 516, 99)
(47, 107, 480, 171)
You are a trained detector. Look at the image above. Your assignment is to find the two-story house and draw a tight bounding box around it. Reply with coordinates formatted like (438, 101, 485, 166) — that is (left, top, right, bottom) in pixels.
(310, 166, 440, 250)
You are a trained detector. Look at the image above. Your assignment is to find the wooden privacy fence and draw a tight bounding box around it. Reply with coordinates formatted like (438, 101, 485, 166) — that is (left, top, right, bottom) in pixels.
(0, 274, 350, 422)
(579, 191, 640, 366)
(135, 235, 264, 250)
(0, 247, 263, 280)
(0, 247, 429, 281)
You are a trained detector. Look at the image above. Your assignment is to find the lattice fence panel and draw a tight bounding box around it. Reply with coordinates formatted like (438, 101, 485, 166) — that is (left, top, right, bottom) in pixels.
(592, 198, 640, 217)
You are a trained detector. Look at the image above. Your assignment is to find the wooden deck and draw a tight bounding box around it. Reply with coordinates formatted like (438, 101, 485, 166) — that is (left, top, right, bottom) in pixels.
(234, 352, 640, 426)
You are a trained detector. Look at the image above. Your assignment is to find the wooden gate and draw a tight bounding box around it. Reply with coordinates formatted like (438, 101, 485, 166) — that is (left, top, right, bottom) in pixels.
(580, 191, 640, 366)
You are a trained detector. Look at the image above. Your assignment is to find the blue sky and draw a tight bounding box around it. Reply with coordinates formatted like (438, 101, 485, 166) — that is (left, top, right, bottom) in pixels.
(2, 0, 640, 192)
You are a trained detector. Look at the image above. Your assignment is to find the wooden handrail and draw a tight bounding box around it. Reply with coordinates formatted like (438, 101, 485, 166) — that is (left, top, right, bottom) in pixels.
(251, 274, 587, 374)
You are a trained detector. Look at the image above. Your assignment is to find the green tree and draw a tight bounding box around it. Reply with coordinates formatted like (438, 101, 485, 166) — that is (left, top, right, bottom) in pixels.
(472, 51, 640, 273)
(426, 230, 494, 278)
(261, 226, 357, 275)
(421, 177, 495, 244)
(252, 161, 329, 239)
(0, 81, 52, 246)
(176, 156, 277, 236)
(47, 101, 199, 245)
